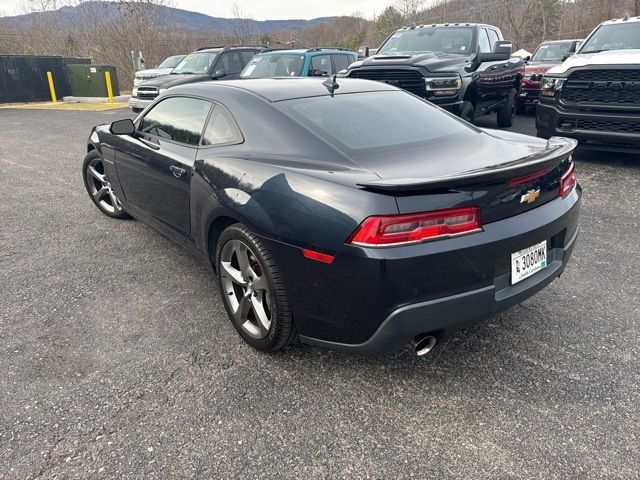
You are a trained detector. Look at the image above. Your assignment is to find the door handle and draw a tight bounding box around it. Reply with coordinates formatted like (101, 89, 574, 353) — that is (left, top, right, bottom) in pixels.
(170, 165, 186, 178)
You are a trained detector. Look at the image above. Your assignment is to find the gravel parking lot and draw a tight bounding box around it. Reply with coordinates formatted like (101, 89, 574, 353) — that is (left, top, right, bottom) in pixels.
(1, 106, 639, 479)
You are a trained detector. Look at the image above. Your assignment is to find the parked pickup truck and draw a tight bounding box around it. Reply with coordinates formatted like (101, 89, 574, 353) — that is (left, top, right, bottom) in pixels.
(345, 23, 524, 127)
(536, 16, 640, 150)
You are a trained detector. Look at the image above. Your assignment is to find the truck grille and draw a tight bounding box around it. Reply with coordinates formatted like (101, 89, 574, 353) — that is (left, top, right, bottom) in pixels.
(349, 69, 425, 97)
(562, 69, 640, 106)
(136, 87, 158, 100)
(577, 119, 640, 134)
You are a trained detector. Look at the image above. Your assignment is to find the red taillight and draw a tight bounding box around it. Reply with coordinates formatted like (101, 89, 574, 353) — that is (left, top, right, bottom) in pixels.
(560, 162, 576, 198)
(347, 207, 482, 247)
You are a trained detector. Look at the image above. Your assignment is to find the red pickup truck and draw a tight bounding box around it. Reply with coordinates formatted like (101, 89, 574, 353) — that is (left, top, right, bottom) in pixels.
(517, 39, 583, 113)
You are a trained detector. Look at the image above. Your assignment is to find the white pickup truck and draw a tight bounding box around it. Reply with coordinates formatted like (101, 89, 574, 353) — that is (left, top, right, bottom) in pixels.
(536, 16, 640, 150)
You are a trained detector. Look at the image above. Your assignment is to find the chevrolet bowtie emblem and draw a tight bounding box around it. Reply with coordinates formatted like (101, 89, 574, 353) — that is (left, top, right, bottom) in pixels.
(520, 188, 540, 204)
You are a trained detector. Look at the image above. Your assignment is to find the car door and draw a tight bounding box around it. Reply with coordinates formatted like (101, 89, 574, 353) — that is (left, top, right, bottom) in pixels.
(114, 96, 212, 241)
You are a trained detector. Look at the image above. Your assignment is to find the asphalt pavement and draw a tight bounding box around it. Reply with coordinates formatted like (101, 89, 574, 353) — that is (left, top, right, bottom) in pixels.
(0, 106, 639, 479)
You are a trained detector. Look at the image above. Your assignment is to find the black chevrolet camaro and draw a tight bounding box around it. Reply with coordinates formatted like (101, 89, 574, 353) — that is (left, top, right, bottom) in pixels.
(83, 78, 581, 356)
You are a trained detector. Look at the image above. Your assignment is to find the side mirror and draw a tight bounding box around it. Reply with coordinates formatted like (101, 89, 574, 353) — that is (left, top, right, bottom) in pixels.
(358, 46, 370, 58)
(110, 118, 135, 135)
(212, 69, 226, 79)
(478, 41, 512, 62)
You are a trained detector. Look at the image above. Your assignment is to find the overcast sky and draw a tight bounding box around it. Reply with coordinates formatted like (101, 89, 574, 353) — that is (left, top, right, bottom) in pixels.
(0, 0, 397, 19)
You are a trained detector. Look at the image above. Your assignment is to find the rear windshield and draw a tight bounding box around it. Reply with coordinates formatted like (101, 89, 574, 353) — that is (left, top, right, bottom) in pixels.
(278, 91, 469, 151)
(378, 27, 474, 55)
(240, 53, 306, 78)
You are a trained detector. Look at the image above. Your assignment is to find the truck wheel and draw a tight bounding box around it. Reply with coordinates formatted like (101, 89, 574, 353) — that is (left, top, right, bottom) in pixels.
(497, 88, 516, 128)
(459, 101, 475, 124)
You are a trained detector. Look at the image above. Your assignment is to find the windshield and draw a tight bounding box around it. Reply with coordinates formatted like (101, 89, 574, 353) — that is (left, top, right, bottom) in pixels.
(240, 53, 305, 78)
(158, 55, 185, 69)
(172, 52, 219, 75)
(531, 42, 574, 62)
(278, 91, 468, 151)
(378, 27, 474, 55)
(579, 22, 640, 53)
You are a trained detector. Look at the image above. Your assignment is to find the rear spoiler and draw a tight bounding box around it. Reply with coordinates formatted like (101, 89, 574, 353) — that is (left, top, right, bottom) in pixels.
(356, 137, 577, 192)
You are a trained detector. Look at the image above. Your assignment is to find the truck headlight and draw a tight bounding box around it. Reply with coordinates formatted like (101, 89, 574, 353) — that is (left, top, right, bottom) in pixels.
(425, 76, 461, 96)
(540, 77, 565, 97)
(132, 87, 138, 97)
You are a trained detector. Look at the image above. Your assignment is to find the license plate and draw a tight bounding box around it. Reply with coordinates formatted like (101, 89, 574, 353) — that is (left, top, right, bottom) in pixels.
(511, 240, 547, 284)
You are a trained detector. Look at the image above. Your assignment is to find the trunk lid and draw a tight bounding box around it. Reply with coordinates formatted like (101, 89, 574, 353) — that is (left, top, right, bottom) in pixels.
(356, 131, 576, 223)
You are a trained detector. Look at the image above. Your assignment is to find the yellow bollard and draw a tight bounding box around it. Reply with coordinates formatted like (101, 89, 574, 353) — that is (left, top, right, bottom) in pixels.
(104, 71, 114, 104)
(46, 71, 57, 103)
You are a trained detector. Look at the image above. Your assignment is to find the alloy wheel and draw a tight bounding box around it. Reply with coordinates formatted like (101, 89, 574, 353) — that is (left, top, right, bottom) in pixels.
(85, 157, 123, 214)
(219, 239, 272, 339)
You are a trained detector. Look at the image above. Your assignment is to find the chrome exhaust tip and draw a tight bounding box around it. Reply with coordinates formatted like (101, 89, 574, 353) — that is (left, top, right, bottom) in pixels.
(411, 335, 437, 356)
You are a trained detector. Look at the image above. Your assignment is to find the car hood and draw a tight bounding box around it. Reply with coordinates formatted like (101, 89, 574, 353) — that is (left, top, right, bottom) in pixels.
(349, 52, 470, 73)
(525, 62, 559, 74)
(135, 68, 174, 78)
(137, 73, 211, 88)
(547, 49, 640, 75)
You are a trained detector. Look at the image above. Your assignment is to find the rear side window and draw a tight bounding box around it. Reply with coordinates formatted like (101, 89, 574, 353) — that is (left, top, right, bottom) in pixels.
(140, 97, 211, 146)
(201, 105, 243, 146)
(309, 55, 333, 77)
(279, 91, 468, 151)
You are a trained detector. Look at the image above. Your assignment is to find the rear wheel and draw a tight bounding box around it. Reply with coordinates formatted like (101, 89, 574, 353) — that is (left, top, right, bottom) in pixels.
(216, 224, 295, 352)
(497, 88, 517, 127)
(459, 101, 475, 124)
(82, 150, 131, 219)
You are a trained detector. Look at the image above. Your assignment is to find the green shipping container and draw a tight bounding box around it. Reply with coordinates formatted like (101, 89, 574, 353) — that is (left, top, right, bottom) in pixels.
(65, 64, 120, 97)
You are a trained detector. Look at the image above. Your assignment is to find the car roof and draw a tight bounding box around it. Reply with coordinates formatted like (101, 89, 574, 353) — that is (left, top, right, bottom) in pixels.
(395, 23, 486, 30)
(169, 77, 396, 103)
(601, 16, 640, 25)
(258, 48, 356, 56)
(539, 39, 583, 44)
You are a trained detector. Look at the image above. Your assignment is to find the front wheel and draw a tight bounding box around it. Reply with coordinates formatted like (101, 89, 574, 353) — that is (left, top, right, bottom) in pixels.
(216, 224, 295, 352)
(82, 150, 131, 219)
(497, 88, 517, 128)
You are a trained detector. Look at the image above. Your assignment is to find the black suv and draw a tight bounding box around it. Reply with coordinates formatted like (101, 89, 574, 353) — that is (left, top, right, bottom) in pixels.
(345, 23, 524, 127)
(129, 45, 264, 112)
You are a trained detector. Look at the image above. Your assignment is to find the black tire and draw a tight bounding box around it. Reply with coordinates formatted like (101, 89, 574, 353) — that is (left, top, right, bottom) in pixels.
(131, 108, 143, 113)
(497, 88, 517, 128)
(215, 224, 295, 352)
(515, 102, 527, 115)
(459, 100, 475, 124)
(82, 150, 131, 219)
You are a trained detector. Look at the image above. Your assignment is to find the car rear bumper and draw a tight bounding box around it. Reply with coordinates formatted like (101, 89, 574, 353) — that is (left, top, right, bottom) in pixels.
(536, 102, 640, 148)
(128, 97, 153, 111)
(301, 224, 578, 354)
(263, 188, 581, 354)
